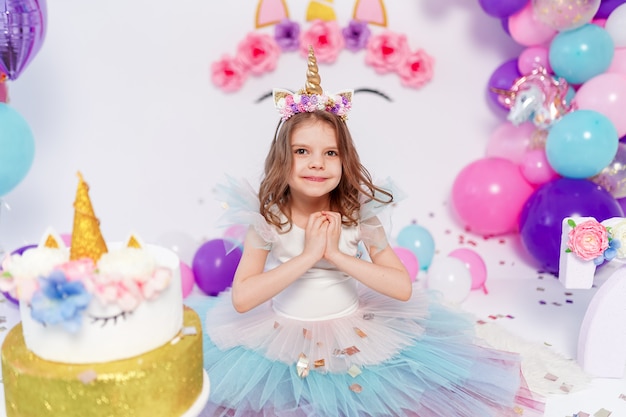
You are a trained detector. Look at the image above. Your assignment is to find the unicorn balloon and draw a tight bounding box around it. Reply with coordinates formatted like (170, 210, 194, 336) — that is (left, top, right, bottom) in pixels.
(495, 66, 574, 130)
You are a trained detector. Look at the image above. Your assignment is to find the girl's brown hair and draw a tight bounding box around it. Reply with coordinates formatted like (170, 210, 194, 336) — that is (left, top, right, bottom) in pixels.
(258, 110, 392, 231)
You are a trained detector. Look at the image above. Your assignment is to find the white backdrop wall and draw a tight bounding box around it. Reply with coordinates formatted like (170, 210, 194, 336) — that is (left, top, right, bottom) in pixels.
(1, 1, 530, 274)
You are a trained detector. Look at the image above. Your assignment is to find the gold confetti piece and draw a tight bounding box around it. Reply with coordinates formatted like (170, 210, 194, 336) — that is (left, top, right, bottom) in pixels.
(577, 412, 590, 417)
(536, 287, 545, 291)
(560, 382, 572, 393)
(363, 313, 374, 320)
(333, 349, 344, 358)
(296, 353, 309, 378)
(77, 370, 98, 384)
(349, 383, 362, 393)
(181, 326, 197, 336)
(594, 408, 612, 417)
(354, 327, 367, 338)
(314, 359, 325, 368)
(316, 341, 324, 347)
(344, 346, 360, 356)
(513, 405, 524, 415)
(618, 393, 626, 401)
(544, 372, 558, 381)
(303, 328, 312, 339)
(273, 321, 280, 329)
(347, 365, 361, 378)
(544, 341, 552, 346)
(170, 336, 181, 345)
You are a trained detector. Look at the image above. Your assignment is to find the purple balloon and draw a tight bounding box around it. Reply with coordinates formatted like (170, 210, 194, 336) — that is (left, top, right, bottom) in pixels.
(0, 243, 37, 305)
(519, 178, 623, 275)
(487, 58, 521, 112)
(478, 0, 527, 18)
(595, 0, 626, 19)
(192, 238, 242, 296)
(0, 0, 47, 80)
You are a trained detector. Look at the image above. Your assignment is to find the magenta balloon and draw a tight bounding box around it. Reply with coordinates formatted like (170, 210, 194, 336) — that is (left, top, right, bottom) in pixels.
(519, 178, 623, 274)
(0, 0, 47, 80)
(192, 239, 242, 296)
(452, 157, 535, 236)
(392, 246, 419, 282)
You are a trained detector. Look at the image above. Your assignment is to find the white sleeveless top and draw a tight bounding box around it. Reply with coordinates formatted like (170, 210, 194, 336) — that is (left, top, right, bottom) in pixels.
(269, 224, 361, 321)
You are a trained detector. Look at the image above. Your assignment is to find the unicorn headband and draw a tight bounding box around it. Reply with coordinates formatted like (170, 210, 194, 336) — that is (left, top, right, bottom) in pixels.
(273, 46, 353, 122)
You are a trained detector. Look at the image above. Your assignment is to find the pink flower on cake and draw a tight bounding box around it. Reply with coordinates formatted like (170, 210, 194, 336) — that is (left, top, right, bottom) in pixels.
(299, 19, 344, 63)
(567, 219, 609, 261)
(236, 33, 281, 75)
(397, 49, 435, 89)
(211, 55, 248, 93)
(365, 31, 410, 74)
(140, 267, 172, 300)
(57, 258, 96, 281)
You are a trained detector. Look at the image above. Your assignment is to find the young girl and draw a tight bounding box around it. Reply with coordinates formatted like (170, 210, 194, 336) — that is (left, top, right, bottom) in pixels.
(190, 47, 545, 417)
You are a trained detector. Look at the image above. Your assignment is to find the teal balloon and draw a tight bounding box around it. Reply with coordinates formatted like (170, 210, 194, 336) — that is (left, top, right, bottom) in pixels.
(396, 224, 435, 271)
(549, 23, 614, 85)
(0, 103, 35, 196)
(546, 110, 618, 179)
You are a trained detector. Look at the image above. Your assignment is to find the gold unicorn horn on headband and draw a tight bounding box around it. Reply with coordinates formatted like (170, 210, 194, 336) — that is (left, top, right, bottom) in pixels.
(304, 46, 323, 95)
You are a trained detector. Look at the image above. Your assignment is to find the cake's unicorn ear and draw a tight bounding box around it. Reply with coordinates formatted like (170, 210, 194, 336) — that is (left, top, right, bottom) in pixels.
(70, 172, 108, 261)
(38, 227, 67, 249)
(125, 232, 144, 249)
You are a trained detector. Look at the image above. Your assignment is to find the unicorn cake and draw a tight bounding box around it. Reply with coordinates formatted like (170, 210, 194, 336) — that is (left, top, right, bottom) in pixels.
(0, 173, 209, 417)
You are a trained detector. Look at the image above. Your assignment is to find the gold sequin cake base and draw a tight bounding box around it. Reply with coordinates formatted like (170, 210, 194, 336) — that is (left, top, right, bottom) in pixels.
(2, 306, 204, 417)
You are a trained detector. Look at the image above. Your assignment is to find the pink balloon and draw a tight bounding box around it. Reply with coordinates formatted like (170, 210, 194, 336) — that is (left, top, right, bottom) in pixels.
(508, 2, 557, 47)
(448, 248, 488, 293)
(393, 246, 419, 282)
(574, 72, 626, 137)
(485, 121, 535, 164)
(451, 157, 535, 236)
(180, 261, 195, 298)
(520, 148, 560, 185)
(607, 47, 626, 76)
(518, 46, 551, 74)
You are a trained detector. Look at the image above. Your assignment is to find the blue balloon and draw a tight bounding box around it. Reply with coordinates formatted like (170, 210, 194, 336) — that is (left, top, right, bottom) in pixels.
(549, 24, 614, 85)
(0, 103, 35, 196)
(546, 110, 618, 179)
(396, 224, 435, 271)
(519, 178, 623, 275)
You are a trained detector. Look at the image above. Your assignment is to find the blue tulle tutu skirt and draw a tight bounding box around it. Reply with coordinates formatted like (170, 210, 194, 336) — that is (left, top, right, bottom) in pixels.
(186, 287, 544, 417)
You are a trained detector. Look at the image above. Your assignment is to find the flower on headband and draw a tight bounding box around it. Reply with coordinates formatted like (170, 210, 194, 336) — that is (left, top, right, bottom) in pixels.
(342, 20, 371, 52)
(398, 49, 435, 89)
(274, 89, 352, 121)
(365, 31, 410, 74)
(237, 33, 281, 75)
(211, 55, 248, 93)
(275, 18, 301, 51)
(299, 19, 344, 63)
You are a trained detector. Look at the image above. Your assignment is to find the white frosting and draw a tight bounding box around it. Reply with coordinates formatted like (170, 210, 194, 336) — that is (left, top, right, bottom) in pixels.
(270, 224, 360, 320)
(18, 243, 183, 363)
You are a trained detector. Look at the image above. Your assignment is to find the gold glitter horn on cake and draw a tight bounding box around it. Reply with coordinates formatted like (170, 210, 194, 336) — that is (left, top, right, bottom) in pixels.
(70, 172, 108, 261)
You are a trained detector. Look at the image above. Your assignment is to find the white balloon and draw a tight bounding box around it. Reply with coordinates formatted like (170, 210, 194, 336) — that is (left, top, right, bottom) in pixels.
(154, 230, 200, 265)
(426, 257, 472, 304)
(605, 4, 626, 48)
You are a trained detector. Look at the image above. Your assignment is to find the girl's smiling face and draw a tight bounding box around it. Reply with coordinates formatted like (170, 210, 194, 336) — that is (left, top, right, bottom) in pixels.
(288, 120, 342, 202)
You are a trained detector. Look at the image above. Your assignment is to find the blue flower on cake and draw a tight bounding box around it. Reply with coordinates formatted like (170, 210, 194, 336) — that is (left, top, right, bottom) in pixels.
(30, 269, 91, 333)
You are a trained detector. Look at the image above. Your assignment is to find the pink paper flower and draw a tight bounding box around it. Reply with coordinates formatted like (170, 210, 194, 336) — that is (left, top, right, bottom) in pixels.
(211, 55, 249, 93)
(365, 31, 410, 74)
(567, 219, 609, 261)
(397, 49, 435, 89)
(299, 19, 345, 63)
(236, 33, 281, 75)
(57, 258, 96, 282)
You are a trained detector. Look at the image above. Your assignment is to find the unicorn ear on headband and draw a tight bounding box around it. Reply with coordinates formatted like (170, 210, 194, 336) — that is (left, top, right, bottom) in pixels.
(273, 46, 353, 122)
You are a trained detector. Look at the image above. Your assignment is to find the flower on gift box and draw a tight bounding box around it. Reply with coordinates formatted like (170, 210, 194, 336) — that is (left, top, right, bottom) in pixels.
(30, 270, 92, 333)
(398, 49, 435, 89)
(365, 31, 410, 74)
(236, 32, 281, 74)
(342, 19, 371, 52)
(299, 19, 344, 63)
(565, 219, 617, 265)
(211, 55, 249, 93)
